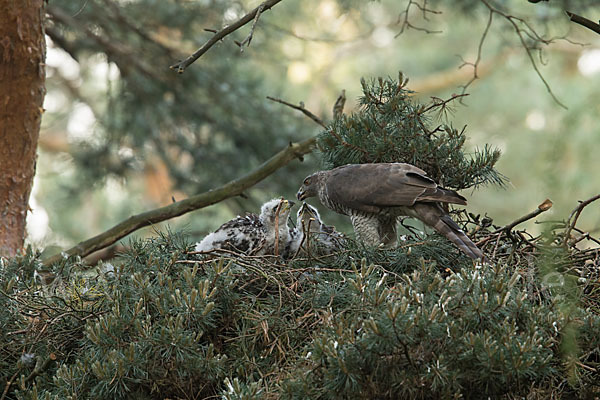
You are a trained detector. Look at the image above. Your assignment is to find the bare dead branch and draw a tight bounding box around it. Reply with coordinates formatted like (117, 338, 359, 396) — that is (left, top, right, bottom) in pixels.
(566, 11, 600, 36)
(563, 194, 600, 247)
(475, 199, 553, 251)
(171, 0, 283, 73)
(42, 135, 317, 266)
(396, 0, 442, 36)
(460, 8, 493, 95)
(570, 226, 600, 248)
(394, 1, 569, 107)
(495, 198, 553, 234)
(480, 0, 567, 109)
(266, 96, 327, 128)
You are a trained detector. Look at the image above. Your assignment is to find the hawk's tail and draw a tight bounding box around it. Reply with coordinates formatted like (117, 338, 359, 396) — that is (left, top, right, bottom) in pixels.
(412, 204, 484, 260)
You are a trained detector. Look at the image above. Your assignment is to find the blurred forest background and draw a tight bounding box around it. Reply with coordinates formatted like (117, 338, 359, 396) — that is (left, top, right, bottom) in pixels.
(34, 0, 600, 255)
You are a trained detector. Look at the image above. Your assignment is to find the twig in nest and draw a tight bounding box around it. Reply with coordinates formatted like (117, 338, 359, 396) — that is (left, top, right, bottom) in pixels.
(187, 248, 284, 264)
(563, 194, 600, 247)
(0, 370, 19, 400)
(477, 199, 552, 249)
(25, 354, 57, 383)
(495, 198, 553, 234)
(571, 227, 600, 248)
(274, 200, 282, 256)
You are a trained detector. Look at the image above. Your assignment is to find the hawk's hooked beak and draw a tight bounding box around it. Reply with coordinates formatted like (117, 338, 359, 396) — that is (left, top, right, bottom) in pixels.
(297, 189, 307, 201)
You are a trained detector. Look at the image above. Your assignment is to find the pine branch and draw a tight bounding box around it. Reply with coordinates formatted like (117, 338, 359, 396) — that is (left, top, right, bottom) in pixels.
(42, 136, 316, 266)
(170, 0, 284, 73)
(319, 75, 506, 189)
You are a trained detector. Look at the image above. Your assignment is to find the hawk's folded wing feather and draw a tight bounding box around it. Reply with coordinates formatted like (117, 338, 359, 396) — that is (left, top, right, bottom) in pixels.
(326, 163, 466, 212)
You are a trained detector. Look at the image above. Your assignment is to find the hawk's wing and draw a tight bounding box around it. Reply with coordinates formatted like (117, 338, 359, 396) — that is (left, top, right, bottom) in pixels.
(411, 203, 483, 259)
(326, 163, 466, 213)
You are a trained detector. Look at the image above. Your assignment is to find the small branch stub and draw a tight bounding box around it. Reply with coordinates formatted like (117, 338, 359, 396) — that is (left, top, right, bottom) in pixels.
(332, 89, 346, 119)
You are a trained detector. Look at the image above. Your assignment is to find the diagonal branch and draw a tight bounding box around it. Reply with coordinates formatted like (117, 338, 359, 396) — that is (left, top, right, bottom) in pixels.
(170, 0, 284, 73)
(459, 8, 493, 95)
(563, 193, 600, 247)
(494, 198, 553, 234)
(566, 11, 600, 36)
(266, 96, 327, 128)
(417, 93, 469, 115)
(480, 0, 567, 109)
(42, 136, 316, 266)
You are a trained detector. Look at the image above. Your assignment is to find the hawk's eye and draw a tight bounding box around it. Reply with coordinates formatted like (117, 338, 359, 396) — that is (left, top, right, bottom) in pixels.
(304, 178, 310, 185)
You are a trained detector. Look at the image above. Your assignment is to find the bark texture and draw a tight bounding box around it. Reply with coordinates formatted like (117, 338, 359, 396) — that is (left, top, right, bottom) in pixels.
(0, 0, 46, 256)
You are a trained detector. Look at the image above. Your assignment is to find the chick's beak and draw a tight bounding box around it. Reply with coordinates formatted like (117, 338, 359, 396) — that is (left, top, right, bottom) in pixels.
(281, 199, 295, 211)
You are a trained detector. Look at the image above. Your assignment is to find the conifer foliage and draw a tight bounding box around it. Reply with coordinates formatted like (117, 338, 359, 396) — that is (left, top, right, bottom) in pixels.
(318, 74, 506, 189)
(1, 231, 599, 399)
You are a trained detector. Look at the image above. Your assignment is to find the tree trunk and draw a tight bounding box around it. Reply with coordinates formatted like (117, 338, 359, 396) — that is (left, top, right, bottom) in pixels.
(0, 0, 46, 257)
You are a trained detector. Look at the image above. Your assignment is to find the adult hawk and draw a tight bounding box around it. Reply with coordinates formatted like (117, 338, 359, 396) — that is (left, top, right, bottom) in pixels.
(195, 198, 295, 256)
(297, 163, 483, 259)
